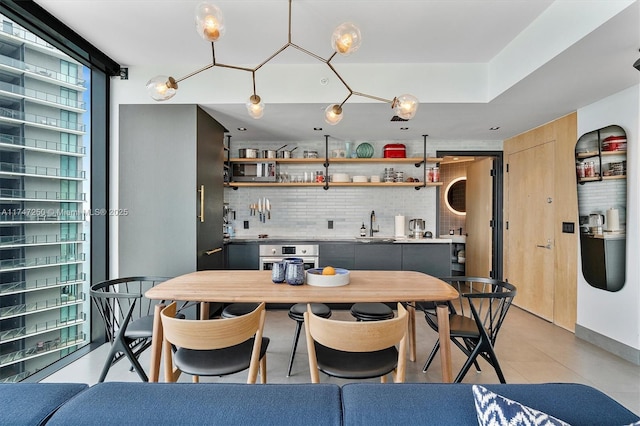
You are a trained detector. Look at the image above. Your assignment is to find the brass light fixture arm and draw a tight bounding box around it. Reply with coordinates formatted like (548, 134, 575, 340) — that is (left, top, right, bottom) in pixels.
(175, 63, 214, 83)
(158, 0, 414, 119)
(352, 91, 394, 104)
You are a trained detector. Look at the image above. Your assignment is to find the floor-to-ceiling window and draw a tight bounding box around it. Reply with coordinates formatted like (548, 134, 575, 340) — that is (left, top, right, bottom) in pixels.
(0, 15, 90, 382)
(0, 1, 117, 382)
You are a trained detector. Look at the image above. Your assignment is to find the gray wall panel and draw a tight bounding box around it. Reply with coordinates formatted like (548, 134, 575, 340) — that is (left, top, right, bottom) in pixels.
(119, 104, 197, 277)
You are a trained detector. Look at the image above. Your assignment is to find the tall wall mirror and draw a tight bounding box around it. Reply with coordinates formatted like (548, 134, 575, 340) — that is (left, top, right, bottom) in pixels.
(575, 124, 627, 292)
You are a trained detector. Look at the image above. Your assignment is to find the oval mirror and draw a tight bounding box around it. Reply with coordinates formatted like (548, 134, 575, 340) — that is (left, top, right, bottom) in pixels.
(445, 177, 466, 215)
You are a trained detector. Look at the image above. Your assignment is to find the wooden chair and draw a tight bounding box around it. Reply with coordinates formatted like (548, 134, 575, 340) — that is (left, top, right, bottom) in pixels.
(304, 302, 408, 383)
(160, 301, 268, 384)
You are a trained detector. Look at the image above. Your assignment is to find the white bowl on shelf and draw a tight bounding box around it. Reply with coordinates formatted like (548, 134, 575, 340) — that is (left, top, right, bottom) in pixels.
(332, 173, 350, 183)
(352, 175, 368, 183)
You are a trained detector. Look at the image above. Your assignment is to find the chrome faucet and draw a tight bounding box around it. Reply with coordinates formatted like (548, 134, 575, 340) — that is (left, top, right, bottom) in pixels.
(370, 210, 379, 237)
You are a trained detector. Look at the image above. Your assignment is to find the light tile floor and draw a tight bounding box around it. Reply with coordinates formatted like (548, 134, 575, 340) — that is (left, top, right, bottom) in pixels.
(42, 306, 640, 415)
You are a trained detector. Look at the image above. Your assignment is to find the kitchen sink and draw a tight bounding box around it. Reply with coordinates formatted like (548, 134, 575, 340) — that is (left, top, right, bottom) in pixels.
(354, 237, 395, 243)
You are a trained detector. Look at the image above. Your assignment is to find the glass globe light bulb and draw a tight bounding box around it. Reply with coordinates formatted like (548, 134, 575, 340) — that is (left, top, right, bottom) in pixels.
(324, 104, 343, 125)
(331, 22, 361, 56)
(195, 2, 225, 42)
(246, 95, 264, 119)
(146, 75, 178, 101)
(394, 94, 419, 120)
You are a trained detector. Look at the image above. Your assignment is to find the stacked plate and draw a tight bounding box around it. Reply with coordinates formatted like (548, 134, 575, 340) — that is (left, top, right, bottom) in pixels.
(332, 173, 350, 182)
(352, 175, 368, 183)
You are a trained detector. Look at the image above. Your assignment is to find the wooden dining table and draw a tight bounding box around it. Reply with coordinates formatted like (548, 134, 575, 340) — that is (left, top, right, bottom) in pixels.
(145, 270, 459, 383)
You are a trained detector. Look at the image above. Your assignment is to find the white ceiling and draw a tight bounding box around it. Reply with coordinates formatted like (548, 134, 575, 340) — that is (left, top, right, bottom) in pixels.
(35, 0, 640, 143)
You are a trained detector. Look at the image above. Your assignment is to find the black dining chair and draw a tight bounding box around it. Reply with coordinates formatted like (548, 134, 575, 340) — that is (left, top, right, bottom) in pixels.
(419, 277, 517, 383)
(90, 276, 172, 382)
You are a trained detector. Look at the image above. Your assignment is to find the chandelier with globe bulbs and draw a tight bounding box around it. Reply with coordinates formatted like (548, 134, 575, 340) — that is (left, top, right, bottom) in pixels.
(146, 0, 419, 125)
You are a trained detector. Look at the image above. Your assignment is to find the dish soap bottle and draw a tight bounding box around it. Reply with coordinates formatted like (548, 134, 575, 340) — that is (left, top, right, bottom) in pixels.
(360, 223, 367, 237)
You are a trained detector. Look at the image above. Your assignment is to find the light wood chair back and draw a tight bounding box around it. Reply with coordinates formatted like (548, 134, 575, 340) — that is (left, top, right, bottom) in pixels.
(160, 301, 266, 383)
(304, 302, 408, 383)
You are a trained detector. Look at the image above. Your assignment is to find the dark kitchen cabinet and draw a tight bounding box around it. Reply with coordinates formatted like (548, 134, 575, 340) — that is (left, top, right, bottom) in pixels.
(319, 243, 355, 269)
(119, 105, 225, 276)
(226, 244, 259, 270)
(401, 243, 451, 277)
(354, 244, 402, 270)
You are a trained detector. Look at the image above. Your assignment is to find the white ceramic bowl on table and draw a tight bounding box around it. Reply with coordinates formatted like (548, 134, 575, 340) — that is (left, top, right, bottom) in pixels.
(306, 268, 350, 287)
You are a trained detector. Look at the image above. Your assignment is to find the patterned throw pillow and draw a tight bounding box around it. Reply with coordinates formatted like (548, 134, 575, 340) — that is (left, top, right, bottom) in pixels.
(472, 385, 570, 426)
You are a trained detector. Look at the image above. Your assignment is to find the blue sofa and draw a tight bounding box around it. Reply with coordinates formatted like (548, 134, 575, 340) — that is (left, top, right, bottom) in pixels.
(2, 382, 638, 425)
(0, 383, 88, 426)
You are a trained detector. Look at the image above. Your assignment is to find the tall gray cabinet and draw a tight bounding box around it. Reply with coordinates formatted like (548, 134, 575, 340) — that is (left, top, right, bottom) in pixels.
(119, 105, 225, 277)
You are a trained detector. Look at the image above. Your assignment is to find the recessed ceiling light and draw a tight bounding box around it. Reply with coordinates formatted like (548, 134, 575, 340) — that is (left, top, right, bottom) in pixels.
(489, 126, 500, 130)
(237, 127, 247, 131)
(400, 127, 409, 130)
(314, 127, 323, 131)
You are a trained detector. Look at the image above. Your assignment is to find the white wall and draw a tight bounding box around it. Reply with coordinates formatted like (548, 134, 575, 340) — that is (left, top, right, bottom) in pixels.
(576, 85, 640, 357)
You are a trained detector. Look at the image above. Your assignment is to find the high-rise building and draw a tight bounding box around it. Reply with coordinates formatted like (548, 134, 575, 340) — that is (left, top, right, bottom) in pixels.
(0, 16, 90, 382)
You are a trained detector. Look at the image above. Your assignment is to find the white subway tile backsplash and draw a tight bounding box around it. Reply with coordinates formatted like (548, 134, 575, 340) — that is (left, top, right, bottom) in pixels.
(225, 139, 502, 238)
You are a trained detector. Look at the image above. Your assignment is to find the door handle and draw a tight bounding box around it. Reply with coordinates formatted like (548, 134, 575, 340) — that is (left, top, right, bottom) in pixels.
(205, 247, 222, 255)
(198, 185, 205, 223)
(536, 239, 552, 249)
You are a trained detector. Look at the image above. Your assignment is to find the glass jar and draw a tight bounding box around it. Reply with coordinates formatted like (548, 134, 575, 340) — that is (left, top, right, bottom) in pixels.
(584, 161, 595, 178)
(576, 162, 585, 178)
(432, 167, 440, 182)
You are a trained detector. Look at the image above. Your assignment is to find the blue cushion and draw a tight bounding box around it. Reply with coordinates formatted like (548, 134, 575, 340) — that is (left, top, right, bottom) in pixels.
(341, 383, 640, 426)
(0, 383, 88, 426)
(473, 384, 569, 425)
(46, 382, 342, 425)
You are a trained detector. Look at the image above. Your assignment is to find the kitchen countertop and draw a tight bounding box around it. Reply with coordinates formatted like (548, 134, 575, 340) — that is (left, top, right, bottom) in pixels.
(225, 236, 453, 244)
(584, 232, 626, 240)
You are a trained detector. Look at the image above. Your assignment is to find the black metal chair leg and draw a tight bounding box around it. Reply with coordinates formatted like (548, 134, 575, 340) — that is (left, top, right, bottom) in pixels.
(422, 340, 440, 372)
(485, 346, 507, 383)
(463, 338, 482, 372)
(287, 321, 303, 377)
(454, 344, 483, 383)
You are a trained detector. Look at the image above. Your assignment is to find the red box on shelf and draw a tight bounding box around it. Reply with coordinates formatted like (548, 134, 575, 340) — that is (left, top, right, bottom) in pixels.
(383, 144, 406, 158)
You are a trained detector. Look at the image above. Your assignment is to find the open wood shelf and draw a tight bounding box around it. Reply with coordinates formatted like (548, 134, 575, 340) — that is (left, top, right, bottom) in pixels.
(228, 157, 442, 164)
(226, 181, 443, 188)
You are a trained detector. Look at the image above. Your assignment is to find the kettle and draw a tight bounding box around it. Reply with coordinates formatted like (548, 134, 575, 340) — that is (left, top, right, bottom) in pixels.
(588, 213, 604, 235)
(409, 219, 425, 238)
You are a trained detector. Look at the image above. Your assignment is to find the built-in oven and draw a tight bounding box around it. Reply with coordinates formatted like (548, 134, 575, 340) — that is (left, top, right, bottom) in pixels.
(258, 244, 319, 270)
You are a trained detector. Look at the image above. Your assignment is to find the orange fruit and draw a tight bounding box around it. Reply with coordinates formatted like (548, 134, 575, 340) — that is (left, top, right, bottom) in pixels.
(322, 266, 336, 275)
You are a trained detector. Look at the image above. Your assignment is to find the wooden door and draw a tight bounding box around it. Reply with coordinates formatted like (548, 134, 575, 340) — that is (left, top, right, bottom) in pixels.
(466, 158, 494, 278)
(505, 142, 556, 321)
